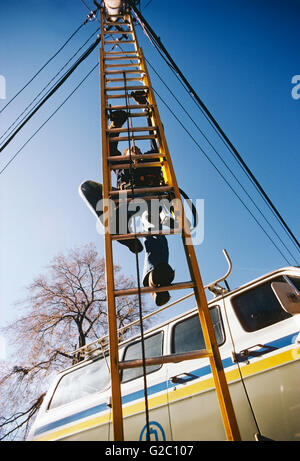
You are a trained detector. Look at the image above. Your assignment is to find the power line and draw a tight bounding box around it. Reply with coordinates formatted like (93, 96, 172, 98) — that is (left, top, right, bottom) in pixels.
(152, 88, 295, 265)
(0, 35, 101, 153)
(1, 5, 296, 265)
(79, 0, 94, 11)
(129, 1, 300, 253)
(142, 0, 153, 10)
(145, 57, 299, 265)
(0, 64, 99, 177)
(100, 32, 298, 263)
(0, 17, 92, 115)
(0, 27, 100, 144)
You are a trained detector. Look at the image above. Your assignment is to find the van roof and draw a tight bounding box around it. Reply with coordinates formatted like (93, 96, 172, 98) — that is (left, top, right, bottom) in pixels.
(57, 266, 299, 375)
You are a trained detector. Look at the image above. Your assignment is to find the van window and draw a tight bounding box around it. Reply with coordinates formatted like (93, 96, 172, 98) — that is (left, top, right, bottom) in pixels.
(121, 332, 163, 383)
(49, 356, 110, 410)
(232, 276, 291, 332)
(171, 306, 225, 354)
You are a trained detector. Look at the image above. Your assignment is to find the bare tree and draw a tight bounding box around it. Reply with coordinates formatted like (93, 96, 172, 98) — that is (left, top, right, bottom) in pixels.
(0, 243, 147, 440)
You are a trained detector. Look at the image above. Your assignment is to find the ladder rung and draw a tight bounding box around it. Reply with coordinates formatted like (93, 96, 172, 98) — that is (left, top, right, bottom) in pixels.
(114, 281, 195, 297)
(104, 55, 139, 60)
(110, 161, 162, 170)
(110, 185, 173, 197)
(106, 94, 128, 99)
(106, 77, 144, 83)
(108, 153, 166, 162)
(103, 22, 129, 27)
(108, 134, 158, 141)
(125, 112, 150, 117)
(105, 104, 150, 110)
(105, 69, 145, 75)
(104, 51, 138, 55)
(119, 349, 212, 369)
(107, 126, 157, 133)
(112, 194, 170, 204)
(104, 30, 132, 35)
(104, 40, 135, 44)
(106, 85, 148, 91)
(105, 63, 141, 68)
(111, 229, 182, 241)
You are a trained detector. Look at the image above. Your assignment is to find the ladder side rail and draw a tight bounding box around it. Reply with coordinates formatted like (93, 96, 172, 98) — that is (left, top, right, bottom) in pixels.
(99, 8, 241, 442)
(137, 35, 241, 441)
(100, 9, 124, 441)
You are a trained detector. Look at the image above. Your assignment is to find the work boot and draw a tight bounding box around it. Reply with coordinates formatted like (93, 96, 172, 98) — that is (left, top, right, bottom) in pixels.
(79, 180, 102, 219)
(148, 263, 175, 307)
(122, 238, 143, 254)
(79, 180, 143, 255)
(131, 90, 148, 105)
(109, 110, 128, 127)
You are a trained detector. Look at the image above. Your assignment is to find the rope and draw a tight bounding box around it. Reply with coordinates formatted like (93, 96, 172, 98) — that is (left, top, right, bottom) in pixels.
(123, 68, 151, 441)
(128, 1, 300, 254)
(152, 87, 295, 266)
(106, 26, 298, 265)
(144, 57, 299, 265)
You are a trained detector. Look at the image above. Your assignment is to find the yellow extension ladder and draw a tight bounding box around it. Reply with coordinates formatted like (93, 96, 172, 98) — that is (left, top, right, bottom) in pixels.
(99, 7, 241, 441)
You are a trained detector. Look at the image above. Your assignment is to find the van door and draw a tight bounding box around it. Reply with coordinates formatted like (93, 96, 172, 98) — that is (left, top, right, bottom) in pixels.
(166, 306, 232, 440)
(166, 305, 262, 440)
(227, 273, 300, 441)
(118, 329, 171, 441)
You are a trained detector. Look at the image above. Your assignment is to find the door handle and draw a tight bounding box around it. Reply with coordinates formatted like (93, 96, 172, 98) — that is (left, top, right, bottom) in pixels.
(232, 344, 277, 364)
(170, 372, 198, 384)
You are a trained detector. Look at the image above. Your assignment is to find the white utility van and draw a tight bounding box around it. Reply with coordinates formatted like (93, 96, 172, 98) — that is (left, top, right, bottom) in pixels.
(27, 266, 300, 441)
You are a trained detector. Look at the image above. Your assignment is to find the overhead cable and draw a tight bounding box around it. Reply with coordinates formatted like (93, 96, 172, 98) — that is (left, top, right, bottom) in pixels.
(0, 35, 101, 153)
(128, 1, 300, 253)
(145, 57, 299, 266)
(0, 13, 96, 115)
(0, 64, 99, 176)
(152, 87, 295, 266)
(101, 37, 298, 263)
(0, 27, 100, 144)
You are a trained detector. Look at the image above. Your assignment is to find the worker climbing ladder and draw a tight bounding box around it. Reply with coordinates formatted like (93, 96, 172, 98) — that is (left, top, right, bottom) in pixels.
(99, 5, 241, 441)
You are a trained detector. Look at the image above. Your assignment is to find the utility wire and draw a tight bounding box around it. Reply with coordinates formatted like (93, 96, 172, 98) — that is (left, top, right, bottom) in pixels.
(79, 0, 93, 10)
(143, 0, 153, 9)
(0, 16, 93, 115)
(91, 16, 297, 264)
(78, 0, 101, 23)
(145, 58, 299, 266)
(129, 1, 300, 254)
(0, 27, 100, 144)
(152, 87, 294, 266)
(0, 35, 101, 153)
(102, 38, 298, 263)
(0, 63, 99, 176)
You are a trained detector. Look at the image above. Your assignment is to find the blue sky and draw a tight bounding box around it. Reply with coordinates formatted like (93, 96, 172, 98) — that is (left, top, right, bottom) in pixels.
(0, 0, 299, 360)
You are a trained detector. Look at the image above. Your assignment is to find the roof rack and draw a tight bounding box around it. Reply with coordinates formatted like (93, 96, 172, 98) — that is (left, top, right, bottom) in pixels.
(71, 249, 232, 362)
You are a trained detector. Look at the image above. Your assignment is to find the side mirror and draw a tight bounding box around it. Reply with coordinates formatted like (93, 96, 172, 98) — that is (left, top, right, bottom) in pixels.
(271, 277, 300, 315)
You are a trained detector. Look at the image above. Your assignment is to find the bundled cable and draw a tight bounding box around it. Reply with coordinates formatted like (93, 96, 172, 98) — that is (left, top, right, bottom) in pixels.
(0, 63, 99, 176)
(0, 35, 101, 153)
(0, 28, 100, 144)
(128, 0, 300, 253)
(0, 13, 97, 115)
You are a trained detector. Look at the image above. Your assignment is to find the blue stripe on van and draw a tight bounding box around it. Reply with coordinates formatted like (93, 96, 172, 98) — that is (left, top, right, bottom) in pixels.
(33, 332, 298, 437)
(34, 402, 108, 436)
